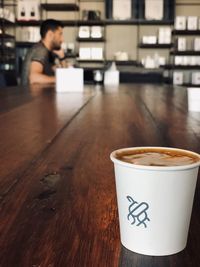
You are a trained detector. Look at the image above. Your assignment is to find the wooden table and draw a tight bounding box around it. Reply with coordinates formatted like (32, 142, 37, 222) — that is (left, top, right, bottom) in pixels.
(0, 83, 200, 267)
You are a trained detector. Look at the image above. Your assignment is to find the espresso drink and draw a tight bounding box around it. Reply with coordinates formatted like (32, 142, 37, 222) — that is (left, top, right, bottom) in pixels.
(116, 148, 200, 166)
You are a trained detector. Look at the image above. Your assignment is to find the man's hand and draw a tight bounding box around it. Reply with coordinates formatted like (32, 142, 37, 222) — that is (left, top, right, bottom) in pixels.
(53, 48, 65, 59)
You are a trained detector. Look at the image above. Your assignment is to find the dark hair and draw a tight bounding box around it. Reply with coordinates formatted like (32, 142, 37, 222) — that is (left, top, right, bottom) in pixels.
(40, 19, 63, 39)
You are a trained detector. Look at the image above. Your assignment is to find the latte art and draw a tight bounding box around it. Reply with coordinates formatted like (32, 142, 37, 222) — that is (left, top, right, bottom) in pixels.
(116, 149, 200, 167)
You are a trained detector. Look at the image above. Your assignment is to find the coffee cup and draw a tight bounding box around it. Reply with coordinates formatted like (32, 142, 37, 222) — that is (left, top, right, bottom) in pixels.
(110, 146, 200, 256)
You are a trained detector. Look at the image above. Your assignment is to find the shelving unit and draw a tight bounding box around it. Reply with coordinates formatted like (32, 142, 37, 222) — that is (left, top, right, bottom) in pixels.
(139, 44, 173, 49)
(41, 3, 79, 11)
(12, 0, 200, 85)
(0, 0, 16, 85)
(77, 37, 105, 42)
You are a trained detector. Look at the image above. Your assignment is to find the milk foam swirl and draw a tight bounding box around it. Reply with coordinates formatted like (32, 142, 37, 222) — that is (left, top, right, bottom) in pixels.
(117, 150, 199, 166)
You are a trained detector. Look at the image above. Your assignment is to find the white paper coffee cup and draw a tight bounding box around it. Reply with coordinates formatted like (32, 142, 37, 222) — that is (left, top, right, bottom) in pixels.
(110, 147, 200, 256)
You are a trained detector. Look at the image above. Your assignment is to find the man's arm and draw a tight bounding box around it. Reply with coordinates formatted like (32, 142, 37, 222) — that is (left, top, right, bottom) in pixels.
(29, 61, 55, 84)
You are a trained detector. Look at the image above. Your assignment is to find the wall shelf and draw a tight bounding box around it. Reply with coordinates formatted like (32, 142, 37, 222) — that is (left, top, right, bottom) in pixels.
(77, 37, 105, 42)
(137, 19, 174, 25)
(172, 30, 200, 35)
(16, 42, 37, 47)
(0, 33, 15, 39)
(16, 20, 42, 26)
(77, 59, 105, 63)
(0, 18, 15, 26)
(105, 19, 174, 25)
(41, 4, 79, 11)
(170, 51, 200, 55)
(77, 20, 105, 26)
(163, 64, 200, 70)
(182, 83, 200, 87)
(139, 43, 173, 49)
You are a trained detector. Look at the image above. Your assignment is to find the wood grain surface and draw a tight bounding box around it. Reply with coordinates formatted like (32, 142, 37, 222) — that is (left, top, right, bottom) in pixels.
(0, 83, 199, 267)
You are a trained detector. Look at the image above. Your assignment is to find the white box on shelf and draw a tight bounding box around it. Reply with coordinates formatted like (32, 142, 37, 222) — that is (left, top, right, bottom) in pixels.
(158, 27, 171, 44)
(190, 56, 197, 66)
(173, 72, 183, 85)
(194, 38, 200, 51)
(175, 16, 186, 30)
(78, 26, 90, 38)
(56, 68, 84, 92)
(90, 26, 103, 38)
(79, 48, 91, 59)
(159, 57, 166, 66)
(175, 56, 183, 65)
(192, 72, 200, 85)
(113, 0, 131, 20)
(177, 37, 186, 51)
(187, 87, 200, 112)
(183, 56, 189, 66)
(196, 56, 200, 65)
(145, 0, 164, 20)
(142, 36, 157, 44)
(187, 16, 198, 30)
(17, 0, 40, 21)
(104, 70, 120, 85)
(91, 48, 103, 60)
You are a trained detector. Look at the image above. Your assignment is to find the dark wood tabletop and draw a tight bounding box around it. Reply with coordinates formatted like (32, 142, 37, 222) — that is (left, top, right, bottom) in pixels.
(0, 83, 200, 267)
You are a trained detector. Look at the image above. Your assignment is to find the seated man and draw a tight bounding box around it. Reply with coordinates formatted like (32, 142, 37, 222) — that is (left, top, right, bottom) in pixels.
(21, 19, 68, 85)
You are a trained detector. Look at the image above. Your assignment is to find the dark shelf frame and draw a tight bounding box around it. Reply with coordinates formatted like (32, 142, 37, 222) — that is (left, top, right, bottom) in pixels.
(170, 51, 200, 56)
(137, 19, 174, 25)
(0, 46, 15, 53)
(77, 59, 105, 63)
(77, 37, 105, 42)
(139, 43, 173, 49)
(41, 3, 79, 11)
(171, 65, 200, 70)
(105, 19, 174, 25)
(77, 20, 105, 26)
(0, 18, 15, 26)
(172, 30, 200, 35)
(182, 83, 200, 87)
(16, 42, 37, 47)
(16, 20, 42, 26)
(0, 33, 15, 39)
(106, 60, 138, 66)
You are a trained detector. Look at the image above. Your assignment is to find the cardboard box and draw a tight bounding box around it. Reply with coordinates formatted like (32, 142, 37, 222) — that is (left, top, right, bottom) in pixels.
(194, 38, 200, 51)
(145, 0, 164, 20)
(142, 36, 157, 44)
(175, 16, 186, 30)
(187, 87, 200, 112)
(91, 48, 103, 60)
(56, 68, 84, 92)
(192, 72, 200, 85)
(187, 16, 198, 30)
(158, 27, 171, 44)
(78, 26, 90, 38)
(90, 26, 103, 38)
(79, 48, 91, 59)
(113, 0, 131, 20)
(173, 72, 183, 85)
(17, 0, 40, 21)
(104, 70, 120, 85)
(177, 38, 186, 51)
(175, 56, 183, 66)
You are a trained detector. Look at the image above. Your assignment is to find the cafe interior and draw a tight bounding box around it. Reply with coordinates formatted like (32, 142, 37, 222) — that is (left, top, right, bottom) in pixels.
(0, 1, 200, 266)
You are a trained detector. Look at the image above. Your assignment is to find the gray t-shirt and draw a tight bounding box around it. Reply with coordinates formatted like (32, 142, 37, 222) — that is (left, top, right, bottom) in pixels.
(21, 42, 56, 86)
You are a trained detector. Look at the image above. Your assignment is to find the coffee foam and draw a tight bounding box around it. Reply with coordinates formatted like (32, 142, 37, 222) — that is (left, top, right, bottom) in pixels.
(116, 148, 200, 167)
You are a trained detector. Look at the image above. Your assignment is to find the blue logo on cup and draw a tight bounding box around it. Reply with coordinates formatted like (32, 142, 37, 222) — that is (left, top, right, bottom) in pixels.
(127, 196, 150, 228)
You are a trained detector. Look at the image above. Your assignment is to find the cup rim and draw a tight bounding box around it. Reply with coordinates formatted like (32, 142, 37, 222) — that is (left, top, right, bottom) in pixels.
(110, 146, 200, 171)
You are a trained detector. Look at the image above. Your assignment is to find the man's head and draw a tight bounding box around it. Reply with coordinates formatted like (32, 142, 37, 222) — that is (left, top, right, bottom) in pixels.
(40, 19, 64, 50)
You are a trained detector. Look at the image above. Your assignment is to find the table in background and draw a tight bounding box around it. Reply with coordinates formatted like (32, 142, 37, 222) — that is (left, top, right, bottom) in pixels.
(0, 83, 200, 267)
